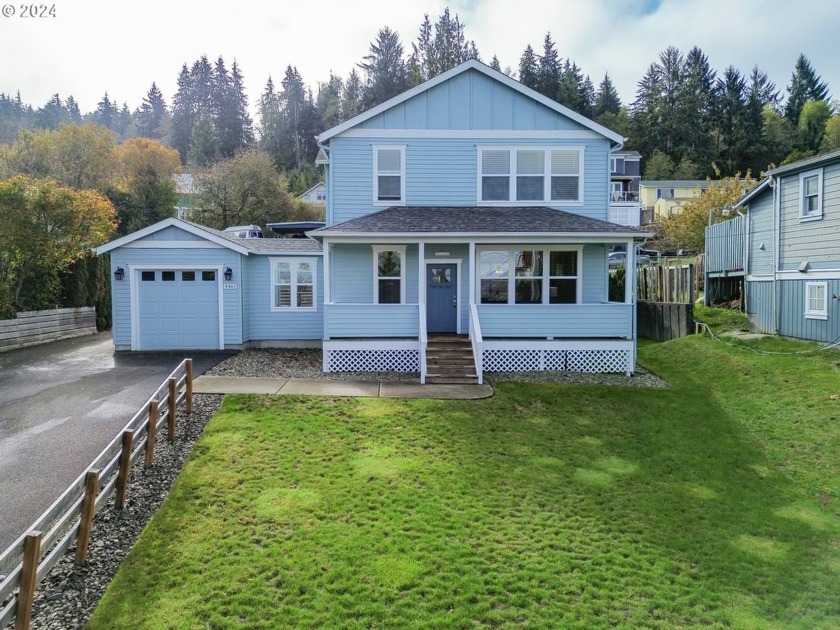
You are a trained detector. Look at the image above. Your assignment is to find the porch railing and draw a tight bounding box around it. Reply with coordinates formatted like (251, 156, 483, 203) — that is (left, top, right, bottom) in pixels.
(476, 303, 634, 339)
(469, 304, 484, 385)
(324, 303, 420, 339)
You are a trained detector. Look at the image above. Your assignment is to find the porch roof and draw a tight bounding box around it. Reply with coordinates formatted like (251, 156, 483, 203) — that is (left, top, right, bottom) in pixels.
(311, 206, 650, 239)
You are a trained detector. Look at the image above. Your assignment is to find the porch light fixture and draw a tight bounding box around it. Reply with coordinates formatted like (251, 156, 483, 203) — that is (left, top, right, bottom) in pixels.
(224, 266, 233, 281)
(114, 266, 125, 281)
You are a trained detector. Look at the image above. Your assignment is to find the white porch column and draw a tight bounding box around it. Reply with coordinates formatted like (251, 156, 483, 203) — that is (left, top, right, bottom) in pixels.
(624, 239, 634, 304)
(418, 241, 425, 306)
(323, 240, 331, 304)
(468, 241, 476, 305)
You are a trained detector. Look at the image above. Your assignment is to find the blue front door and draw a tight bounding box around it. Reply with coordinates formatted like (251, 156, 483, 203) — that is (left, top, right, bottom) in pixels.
(426, 264, 457, 333)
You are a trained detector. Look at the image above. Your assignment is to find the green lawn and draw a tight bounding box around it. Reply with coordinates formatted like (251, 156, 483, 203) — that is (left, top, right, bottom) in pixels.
(90, 335, 840, 629)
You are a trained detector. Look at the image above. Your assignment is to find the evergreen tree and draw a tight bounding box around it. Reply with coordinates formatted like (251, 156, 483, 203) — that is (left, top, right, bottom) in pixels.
(135, 82, 169, 140)
(65, 96, 82, 124)
(33, 94, 70, 130)
(594, 73, 621, 118)
(258, 76, 284, 168)
(489, 55, 501, 72)
(0, 92, 34, 144)
(171, 64, 195, 163)
(359, 27, 409, 110)
(114, 103, 133, 139)
(537, 33, 561, 100)
(785, 54, 830, 125)
(341, 69, 363, 121)
(712, 66, 748, 175)
(678, 47, 716, 170)
(518, 45, 539, 90)
(409, 9, 478, 84)
(231, 61, 254, 147)
(316, 73, 343, 131)
(188, 110, 219, 167)
(797, 100, 832, 153)
(557, 60, 590, 116)
(630, 63, 664, 161)
(92, 93, 117, 131)
(643, 149, 675, 179)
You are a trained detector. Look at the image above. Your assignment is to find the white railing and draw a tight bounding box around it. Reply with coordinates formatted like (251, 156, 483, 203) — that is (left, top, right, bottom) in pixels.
(418, 304, 427, 384)
(469, 304, 484, 385)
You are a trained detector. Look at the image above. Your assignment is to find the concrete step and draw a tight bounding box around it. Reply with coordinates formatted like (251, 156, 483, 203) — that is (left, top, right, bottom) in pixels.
(426, 375, 479, 385)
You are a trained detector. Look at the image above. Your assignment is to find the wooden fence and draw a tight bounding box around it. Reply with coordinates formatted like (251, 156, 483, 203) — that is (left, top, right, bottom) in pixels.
(0, 359, 194, 630)
(0, 308, 97, 353)
(637, 261, 698, 304)
(637, 301, 695, 341)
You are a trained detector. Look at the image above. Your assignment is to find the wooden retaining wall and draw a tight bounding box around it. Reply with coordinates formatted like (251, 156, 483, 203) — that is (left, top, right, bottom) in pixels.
(0, 308, 97, 353)
(637, 301, 695, 341)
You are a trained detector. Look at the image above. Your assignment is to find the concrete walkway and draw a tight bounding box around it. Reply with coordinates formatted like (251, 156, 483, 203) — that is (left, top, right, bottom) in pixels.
(193, 376, 494, 400)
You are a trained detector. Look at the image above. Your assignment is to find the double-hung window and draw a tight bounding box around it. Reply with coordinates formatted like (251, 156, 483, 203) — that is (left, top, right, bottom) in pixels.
(373, 245, 406, 304)
(478, 146, 583, 204)
(478, 247, 580, 304)
(373, 145, 405, 205)
(271, 258, 316, 311)
(805, 282, 828, 320)
(799, 169, 823, 221)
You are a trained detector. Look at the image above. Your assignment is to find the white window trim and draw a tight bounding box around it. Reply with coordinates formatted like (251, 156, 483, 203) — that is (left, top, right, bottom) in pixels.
(799, 168, 823, 222)
(372, 144, 406, 206)
(270, 257, 318, 312)
(805, 281, 828, 320)
(372, 245, 407, 304)
(476, 145, 585, 206)
(475, 246, 583, 305)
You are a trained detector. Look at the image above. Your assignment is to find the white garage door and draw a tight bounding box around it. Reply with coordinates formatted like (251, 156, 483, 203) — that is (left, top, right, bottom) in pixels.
(137, 269, 221, 350)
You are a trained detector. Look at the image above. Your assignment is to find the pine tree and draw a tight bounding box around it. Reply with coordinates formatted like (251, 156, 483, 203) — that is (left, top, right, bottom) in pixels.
(317, 73, 343, 131)
(537, 33, 560, 100)
(678, 47, 716, 170)
(171, 64, 195, 163)
(594, 73, 621, 117)
(713, 66, 747, 175)
(188, 110, 219, 167)
(135, 82, 168, 140)
(489, 55, 501, 72)
(231, 62, 254, 147)
(341, 69, 363, 121)
(630, 63, 664, 162)
(114, 102, 133, 139)
(785, 54, 830, 125)
(258, 76, 284, 168)
(93, 93, 117, 130)
(33, 94, 70, 129)
(518, 45, 539, 90)
(359, 27, 409, 110)
(65, 96, 82, 124)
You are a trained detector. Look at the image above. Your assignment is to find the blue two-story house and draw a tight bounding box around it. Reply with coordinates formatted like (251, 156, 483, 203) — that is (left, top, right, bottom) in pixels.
(705, 150, 840, 342)
(97, 60, 649, 383)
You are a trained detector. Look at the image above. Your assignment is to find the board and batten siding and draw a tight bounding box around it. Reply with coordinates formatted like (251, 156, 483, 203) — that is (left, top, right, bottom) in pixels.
(109, 247, 244, 348)
(778, 162, 840, 271)
(776, 279, 840, 342)
(329, 136, 610, 225)
(745, 280, 775, 334)
(241, 255, 323, 341)
(747, 192, 775, 276)
(359, 69, 591, 133)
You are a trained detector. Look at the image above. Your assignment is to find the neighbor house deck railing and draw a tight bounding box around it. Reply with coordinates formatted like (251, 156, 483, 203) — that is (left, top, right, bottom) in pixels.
(0, 359, 194, 630)
(705, 214, 745, 276)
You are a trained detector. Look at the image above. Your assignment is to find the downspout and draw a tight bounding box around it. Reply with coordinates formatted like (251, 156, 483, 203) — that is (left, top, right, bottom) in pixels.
(772, 175, 779, 334)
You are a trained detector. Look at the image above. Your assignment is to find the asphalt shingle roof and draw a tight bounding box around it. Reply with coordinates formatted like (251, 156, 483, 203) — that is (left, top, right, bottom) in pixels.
(184, 221, 322, 254)
(313, 206, 644, 236)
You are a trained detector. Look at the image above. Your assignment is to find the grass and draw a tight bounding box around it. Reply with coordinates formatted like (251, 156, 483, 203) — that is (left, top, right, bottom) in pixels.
(693, 303, 750, 333)
(88, 334, 840, 629)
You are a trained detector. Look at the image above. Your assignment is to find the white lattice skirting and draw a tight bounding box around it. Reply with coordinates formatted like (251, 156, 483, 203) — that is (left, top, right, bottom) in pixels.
(483, 347, 631, 373)
(326, 349, 420, 373)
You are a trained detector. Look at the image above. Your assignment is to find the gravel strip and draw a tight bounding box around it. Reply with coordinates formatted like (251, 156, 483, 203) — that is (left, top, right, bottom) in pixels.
(209, 348, 668, 388)
(27, 394, 224, 630)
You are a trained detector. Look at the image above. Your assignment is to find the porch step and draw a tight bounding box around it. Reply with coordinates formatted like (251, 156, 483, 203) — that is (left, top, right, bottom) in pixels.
(425, 335, 478, 384)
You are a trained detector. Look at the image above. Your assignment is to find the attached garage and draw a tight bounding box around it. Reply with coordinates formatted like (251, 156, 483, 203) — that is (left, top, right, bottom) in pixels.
(134, 268, 222, 350)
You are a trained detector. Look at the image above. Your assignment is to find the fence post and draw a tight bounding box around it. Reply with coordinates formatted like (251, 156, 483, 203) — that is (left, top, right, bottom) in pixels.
(185, 359, 193, 415)
(144, 400, 158, 469)
(167, 377, 177, 441)
(115, 430, 134, 510)
(75, 470, 100, 565)
(15, 531, 42, 630)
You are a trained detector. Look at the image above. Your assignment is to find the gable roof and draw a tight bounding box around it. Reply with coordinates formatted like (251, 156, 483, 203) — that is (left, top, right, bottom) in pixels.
(765, 149, 840, 177)
(311, 206, 648, 239)
(317, 59, 624, 146)
(734, 178, 771, 209)
(298, 182, 326, 198)
(95, 218, 322, 256)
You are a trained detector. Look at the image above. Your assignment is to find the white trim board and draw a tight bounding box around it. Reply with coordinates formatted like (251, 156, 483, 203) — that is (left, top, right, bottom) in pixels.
(339, 129, 604, 139)
(97, 217, 250, 255)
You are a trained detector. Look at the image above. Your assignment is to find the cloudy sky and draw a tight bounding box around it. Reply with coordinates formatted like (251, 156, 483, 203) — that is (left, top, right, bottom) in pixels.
(1, 0, 837, 115)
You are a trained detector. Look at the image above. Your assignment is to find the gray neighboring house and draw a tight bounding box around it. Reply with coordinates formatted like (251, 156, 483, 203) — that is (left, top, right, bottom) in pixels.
(705, 150, 840, 342)
(608, 150, 642, 226)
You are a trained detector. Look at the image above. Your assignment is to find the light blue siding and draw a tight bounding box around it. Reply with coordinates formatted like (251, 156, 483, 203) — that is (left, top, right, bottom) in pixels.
(330, 137, 610, 224)
(477, 304, 633, 338)
(109, 248, 243, 349)
(747, 193, 774, 276)
(359, 70, 590, 132)
(242, 256, 323, 341)
(778, 163, 840, 270)
(777, 279, 840, 342)
(144, 226, 208, 242)
(745, 280, 774, 334)
(330, 244, 420, 304)
(325, 304, 419, 338)
(582, 245, 607, 303)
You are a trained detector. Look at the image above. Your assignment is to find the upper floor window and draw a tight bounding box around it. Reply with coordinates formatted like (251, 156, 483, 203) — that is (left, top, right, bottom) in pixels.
(478, 146, 583, 205)
(373, 145, 405, 205)
(611, 157, 624, 174)
(372, 245, 406, 304)
(805, 282, 828, 320)
(799, 169, 823, 221)
(271, 258, 316, 311)
(656, 188, 675, 200)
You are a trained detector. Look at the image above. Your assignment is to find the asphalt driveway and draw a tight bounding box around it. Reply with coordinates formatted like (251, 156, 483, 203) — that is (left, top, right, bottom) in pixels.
(0, 332, 233, 552)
